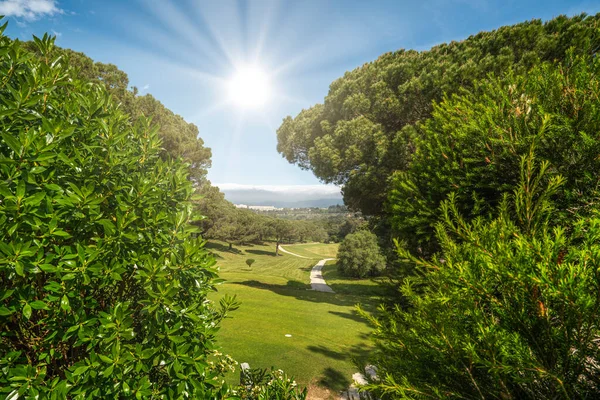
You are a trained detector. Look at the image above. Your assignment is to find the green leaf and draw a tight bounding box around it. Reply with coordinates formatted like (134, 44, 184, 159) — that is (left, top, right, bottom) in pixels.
(29, 300, 49, 310)
(30, 166, 47, 174)
(102, 365, 114, 377)
(44, 183, 62, 191)
(1, 133, 22, 155)
(16, 180, 25, 199)
(60, 295, 71, 312)
(98, 354, 113, 364)
(73, 365, 89, 376)
(15, 261, 24, 277)
(22, 303, 32, 320)
(97, 219, 116, 235)
(0, 306, 14, 316)
(23, 192, 45, 207)
(61, 273, 76, 281)
(0, 289, 14, 301)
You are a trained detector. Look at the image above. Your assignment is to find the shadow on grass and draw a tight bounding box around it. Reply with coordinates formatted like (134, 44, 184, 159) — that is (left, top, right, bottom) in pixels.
(232, 280, 379, 310)
(321, 263, 390, 297)
(328, 310, 370, 326)
(205, 241, 244, 255)
(308, 343, 372, 363)
(318, 367, 350, 392)
(245, 249, 276, 257)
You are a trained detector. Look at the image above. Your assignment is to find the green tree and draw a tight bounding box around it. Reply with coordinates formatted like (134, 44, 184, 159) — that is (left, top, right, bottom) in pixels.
(271, 219, 297, 256)
(276, 13, 600, 232)
(337, 231, 385, 278)
(389, 53, 600, 256)
(0, 31, 238, 398)
(364, 153, 600, 399)
(246, 259, 256, 268)
(23, 43, 212, 184)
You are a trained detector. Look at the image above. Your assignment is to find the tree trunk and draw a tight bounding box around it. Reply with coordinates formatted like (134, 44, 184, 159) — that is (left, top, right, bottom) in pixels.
(275, 240, 280, 256)
(229, 242, 232, 250)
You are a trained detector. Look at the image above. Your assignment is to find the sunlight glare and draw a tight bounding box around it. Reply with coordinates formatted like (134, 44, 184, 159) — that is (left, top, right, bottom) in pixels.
(228, 65, 271, 109)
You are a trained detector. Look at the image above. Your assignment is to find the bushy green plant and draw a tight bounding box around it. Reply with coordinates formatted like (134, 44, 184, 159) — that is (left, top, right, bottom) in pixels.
(0, 28, 238, 398)
(363, 152, 600, 399)
(337, 231, 385, 278)
(239, 367, 307, 400)
(388, 53, 600, 256)
(246, 259, 256, 268)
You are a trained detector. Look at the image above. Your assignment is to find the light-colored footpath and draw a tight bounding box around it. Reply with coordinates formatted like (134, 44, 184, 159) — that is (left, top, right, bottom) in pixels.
(279, 244, 373, 400)
(278, 245, 335, 293)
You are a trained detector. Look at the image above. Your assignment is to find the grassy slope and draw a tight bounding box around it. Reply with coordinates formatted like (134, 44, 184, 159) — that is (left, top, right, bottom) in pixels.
(281, 243, 340, 259)
(207, 241, 378, 394)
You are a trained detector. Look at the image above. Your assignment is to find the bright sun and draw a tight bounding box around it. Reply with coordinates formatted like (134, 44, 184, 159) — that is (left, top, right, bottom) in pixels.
(228, 65, 271, 109)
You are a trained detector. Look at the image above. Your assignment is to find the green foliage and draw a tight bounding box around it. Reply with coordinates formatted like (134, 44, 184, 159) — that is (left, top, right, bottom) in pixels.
(276, 13, 600, 220)
(337, 231, 385, 278)
(364, 154, 600, 399)
(194, 183, 329, 247)
(23, 41, 212, 183)
(246, 259, 256, 268)
(389, 53, 600, 256)
(0, 29, 237, 398)
(239, 368, 307, 400)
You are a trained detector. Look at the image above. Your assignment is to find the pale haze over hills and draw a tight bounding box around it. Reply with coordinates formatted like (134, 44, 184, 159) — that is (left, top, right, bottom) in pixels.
(215, 183, 343, 208)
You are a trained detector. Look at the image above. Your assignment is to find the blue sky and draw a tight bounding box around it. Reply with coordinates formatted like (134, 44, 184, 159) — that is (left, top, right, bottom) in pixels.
(2, 0, 600, 194)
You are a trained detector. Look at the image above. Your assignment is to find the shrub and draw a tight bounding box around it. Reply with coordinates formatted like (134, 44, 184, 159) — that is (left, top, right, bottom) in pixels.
(246, 259, 256, 268)
(337, 231, 385, 278)
(389, 53, 600, 256)
(0, 30, 238, 398)
(364, 153, 600, 398)
(239, 367, 307, 400)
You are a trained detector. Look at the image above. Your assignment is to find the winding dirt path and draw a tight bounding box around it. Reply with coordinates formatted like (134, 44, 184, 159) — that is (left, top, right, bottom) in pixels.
(279, 245, 336, 293)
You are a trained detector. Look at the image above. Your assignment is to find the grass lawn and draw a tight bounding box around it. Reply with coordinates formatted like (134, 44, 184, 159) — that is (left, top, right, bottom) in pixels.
(206, 241, 380, 397)
(281, 243, 340, 259)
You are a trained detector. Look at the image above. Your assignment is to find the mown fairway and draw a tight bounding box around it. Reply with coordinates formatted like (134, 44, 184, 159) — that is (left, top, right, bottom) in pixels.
(206, 241, 381, 396)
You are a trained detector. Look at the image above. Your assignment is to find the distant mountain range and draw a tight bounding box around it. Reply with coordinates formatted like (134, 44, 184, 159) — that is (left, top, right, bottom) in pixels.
(215, 183, 344, 208)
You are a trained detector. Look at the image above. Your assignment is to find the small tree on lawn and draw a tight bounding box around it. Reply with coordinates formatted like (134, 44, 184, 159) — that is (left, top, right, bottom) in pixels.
(246, 259, 255, 269)
(337, 230, 385, 278)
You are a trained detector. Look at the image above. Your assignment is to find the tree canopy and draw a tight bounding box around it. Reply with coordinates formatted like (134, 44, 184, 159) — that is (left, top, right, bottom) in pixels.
(276, 13, 600, 219)
(23, 44, 212, 183)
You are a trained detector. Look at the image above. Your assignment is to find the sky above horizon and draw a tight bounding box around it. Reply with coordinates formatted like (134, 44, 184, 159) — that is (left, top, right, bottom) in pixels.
(2, 0, 599, 194)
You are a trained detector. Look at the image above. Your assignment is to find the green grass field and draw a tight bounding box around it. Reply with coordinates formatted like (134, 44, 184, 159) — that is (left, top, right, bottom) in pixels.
(280, 242, 340, 259)
(206, 241, 380, 396)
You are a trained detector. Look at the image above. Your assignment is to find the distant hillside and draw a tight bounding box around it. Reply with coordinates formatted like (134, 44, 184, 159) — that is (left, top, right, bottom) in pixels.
(216, 184, 343, 208)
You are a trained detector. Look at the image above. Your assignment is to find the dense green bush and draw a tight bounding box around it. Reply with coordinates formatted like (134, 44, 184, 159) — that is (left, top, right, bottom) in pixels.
(337, 231, 385, 278)
(239, 368, 307, 400)
(364, 154, 600, 398)
(0, 29, 238, 398)
(389, 53, 600, 256)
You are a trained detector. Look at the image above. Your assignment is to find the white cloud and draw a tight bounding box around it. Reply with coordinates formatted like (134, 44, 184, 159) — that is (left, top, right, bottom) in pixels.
(215, 183, 342, 196)
(0, 0, 63, 21)
(51, 29, 61, 37)
(142, 84, 150, 91)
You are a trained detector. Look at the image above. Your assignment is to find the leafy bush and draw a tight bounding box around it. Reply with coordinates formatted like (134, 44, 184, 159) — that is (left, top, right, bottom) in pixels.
(389, 53, 600, 256)
(239, 367, 307, 400)
(0, 29, 238, 398)
(337, 231, 385, 278)
(246, 259, 256, 268)
(364, 153, 600, 398)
